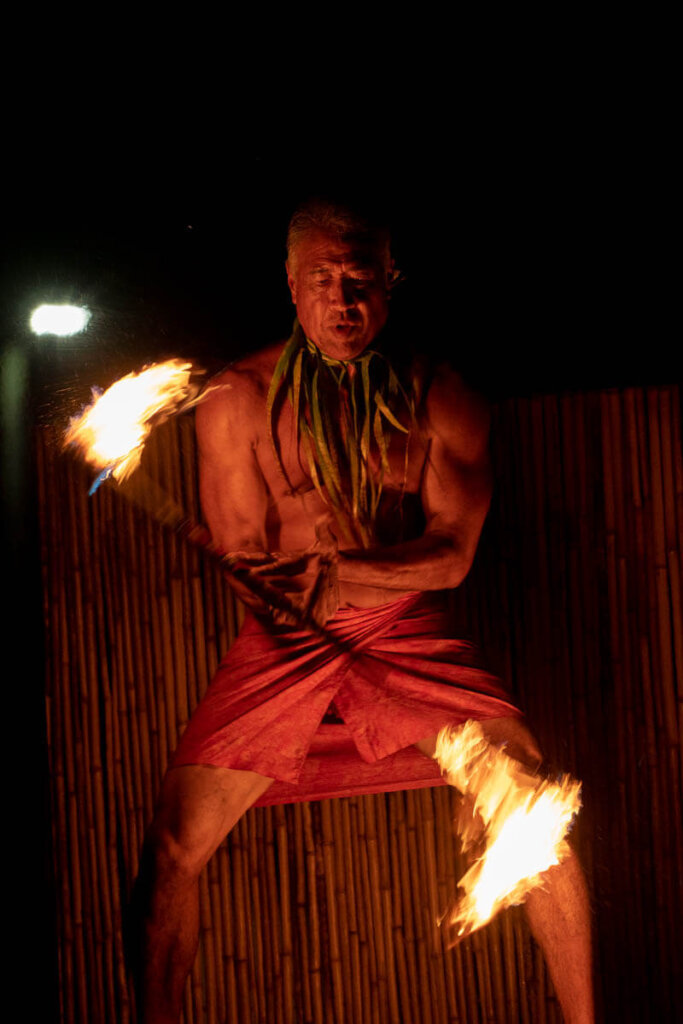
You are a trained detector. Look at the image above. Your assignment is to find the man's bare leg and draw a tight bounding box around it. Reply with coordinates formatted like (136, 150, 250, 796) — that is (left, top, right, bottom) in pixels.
(128, 764, 273, 1024)
(416, 718, 594, 1024)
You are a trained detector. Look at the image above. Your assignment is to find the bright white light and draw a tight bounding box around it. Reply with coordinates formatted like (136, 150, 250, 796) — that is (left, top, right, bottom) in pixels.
(30, 304, 91, 337)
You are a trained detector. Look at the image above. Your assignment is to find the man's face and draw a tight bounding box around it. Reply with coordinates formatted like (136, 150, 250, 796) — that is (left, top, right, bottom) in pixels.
(286, 229, 392, 360)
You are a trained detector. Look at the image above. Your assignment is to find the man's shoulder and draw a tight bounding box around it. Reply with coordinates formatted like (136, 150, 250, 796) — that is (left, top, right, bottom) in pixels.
(213, 339, 287, 397)
(424, 361, 468, 401)
(423, 362, 491, 456)
(196, 339, 287, 440)
(202, 339, 288, 412)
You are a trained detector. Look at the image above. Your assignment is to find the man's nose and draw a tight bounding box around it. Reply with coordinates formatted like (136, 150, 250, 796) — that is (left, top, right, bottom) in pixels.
(328, 277, 356, 308)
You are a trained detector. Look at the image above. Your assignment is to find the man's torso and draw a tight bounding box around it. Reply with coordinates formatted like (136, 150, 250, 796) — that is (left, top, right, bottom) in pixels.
(209, 339, 432, 608)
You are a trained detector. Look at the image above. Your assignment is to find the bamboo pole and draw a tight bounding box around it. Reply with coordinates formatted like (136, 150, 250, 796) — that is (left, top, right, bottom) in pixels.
(292, 802, 313, 1023)
(205, 853, 226, 1023)
(435, 785, 471, 1024)
(102, 498, 140, 877)
(122, 501, 156, 827)
(232, 815, 252, 1024)
(405, 789, 433, 1022)
(46, 448, 76, 1023)
(302, 801, 324, 1024)
(656, 389, 683, 1017)
(354, 796, 381, 1024)
(629, 388, 664, 1014)
(197, 870, 216, 1024)
(389, 790, 421, 1024)
(65, 466, 105, 1024)
(329, 797, 351, 1009)
(218, 841, 238, 1024)
(254, 806, 275, 1023)
(320, 800, 345, 1024)
(365, 796, 390, 1019)
(76, 479, 115, 1022)
(373, 795, 400, 1024)
(275, 805, 296, 1023)
(363, 796, 384, 1024)
(414, 789, 449, 1021)
(53, 457, 91, 1024)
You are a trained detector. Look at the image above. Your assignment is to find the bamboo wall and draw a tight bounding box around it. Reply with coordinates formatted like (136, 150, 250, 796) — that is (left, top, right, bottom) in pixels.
(37, 384, 682, 1023)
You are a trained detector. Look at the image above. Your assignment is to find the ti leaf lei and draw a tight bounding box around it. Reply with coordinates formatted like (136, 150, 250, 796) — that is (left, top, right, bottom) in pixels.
(267, 320, 417, 548)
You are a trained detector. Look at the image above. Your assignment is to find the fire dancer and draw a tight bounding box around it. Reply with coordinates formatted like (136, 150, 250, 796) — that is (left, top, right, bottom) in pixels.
(130, 199, 594, 1023)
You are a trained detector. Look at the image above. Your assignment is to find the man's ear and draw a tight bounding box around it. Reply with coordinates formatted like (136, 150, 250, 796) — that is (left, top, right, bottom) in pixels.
(286, 261, 297, 303)
(386, 259, 404, 293)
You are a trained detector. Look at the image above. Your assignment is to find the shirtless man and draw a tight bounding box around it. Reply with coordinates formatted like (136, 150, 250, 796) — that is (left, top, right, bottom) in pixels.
(132, 200, 594, 1024)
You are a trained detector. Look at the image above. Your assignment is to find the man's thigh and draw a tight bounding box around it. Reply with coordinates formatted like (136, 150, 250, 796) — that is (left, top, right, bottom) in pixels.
(415, 716, 543, 772)
(151, 764, 274, 872)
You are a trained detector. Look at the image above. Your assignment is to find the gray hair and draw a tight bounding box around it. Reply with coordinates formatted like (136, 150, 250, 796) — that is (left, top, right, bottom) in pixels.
(286, 197, 392, 272)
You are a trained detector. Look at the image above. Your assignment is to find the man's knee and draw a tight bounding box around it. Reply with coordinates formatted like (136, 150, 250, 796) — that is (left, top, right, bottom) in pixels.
(141, 763, 274, 884)
(143, 819, 207, 887)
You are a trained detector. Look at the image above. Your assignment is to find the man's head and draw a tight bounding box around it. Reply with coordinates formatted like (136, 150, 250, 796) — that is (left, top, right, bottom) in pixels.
(286, 198, 395, 361)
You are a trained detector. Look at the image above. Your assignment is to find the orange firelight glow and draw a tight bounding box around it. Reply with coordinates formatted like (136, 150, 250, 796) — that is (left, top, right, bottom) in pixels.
(64, 360, 211, 484)
(435, 721, 582, 941)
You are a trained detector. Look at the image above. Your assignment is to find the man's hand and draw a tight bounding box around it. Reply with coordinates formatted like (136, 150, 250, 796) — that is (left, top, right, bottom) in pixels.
(223, 520, 339, 628)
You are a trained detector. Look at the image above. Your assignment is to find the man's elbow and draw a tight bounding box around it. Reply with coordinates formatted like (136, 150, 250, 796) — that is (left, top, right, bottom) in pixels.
(431, 531, 477, 589)
(446, 549, 476, 589)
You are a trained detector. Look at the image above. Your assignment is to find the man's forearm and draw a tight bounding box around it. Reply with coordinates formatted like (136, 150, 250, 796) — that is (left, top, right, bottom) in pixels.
(336, 531, 473, 591)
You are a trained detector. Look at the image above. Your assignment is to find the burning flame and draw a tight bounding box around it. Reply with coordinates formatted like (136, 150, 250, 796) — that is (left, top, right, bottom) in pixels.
(64, 360, 211, 490)
(435, 721, 582, 940)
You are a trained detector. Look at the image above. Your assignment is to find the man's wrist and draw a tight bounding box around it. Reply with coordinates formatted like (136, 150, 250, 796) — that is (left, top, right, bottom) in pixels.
(335, 533, 467, 591)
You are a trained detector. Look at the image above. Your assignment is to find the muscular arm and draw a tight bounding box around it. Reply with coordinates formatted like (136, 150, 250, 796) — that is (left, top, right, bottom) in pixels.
(196, 368, 333, 624)
(337, 367, 492, 591)
(195, 370, 269, 556)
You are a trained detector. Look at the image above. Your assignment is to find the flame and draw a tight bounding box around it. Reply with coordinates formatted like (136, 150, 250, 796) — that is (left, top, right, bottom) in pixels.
(64, 360, 208, 486)
(435, 721, 582, 940)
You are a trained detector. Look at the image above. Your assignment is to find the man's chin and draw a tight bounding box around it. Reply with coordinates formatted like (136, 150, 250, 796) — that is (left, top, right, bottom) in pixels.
(316, 325, 370, 360)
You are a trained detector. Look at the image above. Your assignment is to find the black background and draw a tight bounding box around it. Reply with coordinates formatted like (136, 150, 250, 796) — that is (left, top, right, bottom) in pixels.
(4, 134, 675, 410)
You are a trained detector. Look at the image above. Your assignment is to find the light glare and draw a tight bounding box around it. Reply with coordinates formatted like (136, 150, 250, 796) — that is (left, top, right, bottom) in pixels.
(30, 304, 91, 337)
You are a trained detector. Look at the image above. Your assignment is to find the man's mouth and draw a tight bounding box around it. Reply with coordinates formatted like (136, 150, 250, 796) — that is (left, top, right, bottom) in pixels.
(331, 322, 360, 333)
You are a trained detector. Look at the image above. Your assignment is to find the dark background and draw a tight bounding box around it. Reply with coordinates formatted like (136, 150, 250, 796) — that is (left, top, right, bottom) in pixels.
(3, 136, 675, 408)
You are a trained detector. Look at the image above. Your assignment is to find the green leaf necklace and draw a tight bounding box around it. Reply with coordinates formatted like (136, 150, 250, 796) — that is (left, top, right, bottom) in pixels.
(267, 321, 417, 548)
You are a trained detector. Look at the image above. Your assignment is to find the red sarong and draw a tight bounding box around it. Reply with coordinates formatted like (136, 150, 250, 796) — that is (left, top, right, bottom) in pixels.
(172, 591, 522, 805)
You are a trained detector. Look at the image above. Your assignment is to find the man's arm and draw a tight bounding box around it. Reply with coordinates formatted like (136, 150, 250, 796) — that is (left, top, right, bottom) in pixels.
(196, 370, 333, 624)
(336, 366, 493, 591)
(195, 370, 269, 556)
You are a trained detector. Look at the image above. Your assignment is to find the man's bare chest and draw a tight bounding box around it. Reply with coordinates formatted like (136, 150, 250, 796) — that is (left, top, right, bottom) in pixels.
(257, 398, 428, 503)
